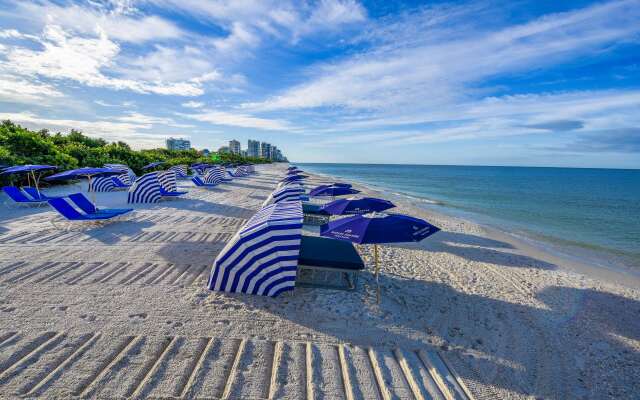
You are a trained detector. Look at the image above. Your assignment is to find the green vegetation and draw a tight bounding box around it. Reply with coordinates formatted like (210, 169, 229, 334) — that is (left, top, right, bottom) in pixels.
(0, 120, 270, 186)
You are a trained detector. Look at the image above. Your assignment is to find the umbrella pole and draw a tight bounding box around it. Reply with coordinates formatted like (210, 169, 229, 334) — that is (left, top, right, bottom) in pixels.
(374, 244, 381, 304)
(32, 171, 40, 196)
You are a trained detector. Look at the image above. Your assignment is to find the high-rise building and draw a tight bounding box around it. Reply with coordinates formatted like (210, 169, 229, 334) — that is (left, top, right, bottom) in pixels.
(166, 137, 191, 151)
(260, 142, 271, 159)
(247, 140, 260, 158)
(218, 146, 230, 153)
(270, 146, 278, 161)
(229, 139, 241, 154)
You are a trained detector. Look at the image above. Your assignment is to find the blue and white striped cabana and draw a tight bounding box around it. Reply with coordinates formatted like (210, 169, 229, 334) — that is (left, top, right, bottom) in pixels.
(88, 176, 117, 192)
(203, 169, 224, 184)
(208, 201, 303, 297)
(104, 164, 136, 182)
(169, 165, 189, 179)
(127, 172, 162, 204)
(158, 170, 178, 192)
(263, 186, 305, 206)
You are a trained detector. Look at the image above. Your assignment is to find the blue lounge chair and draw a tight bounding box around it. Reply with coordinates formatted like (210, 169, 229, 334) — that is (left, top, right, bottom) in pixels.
(48, 198, 132, 221)
(192, 176, 218, 188)
(2, 186, 48, 204)
(22, 187, 63, 201)
(68, 193, 133, 216)
(160, 187, 188, 197)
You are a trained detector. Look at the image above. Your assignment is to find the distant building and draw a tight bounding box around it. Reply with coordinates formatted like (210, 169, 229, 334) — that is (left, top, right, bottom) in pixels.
(270, 145, 278, 161)
(202, 149, 210, 157)
(241, 150, 247, 157)
(247, 140, 260, 158)
(218, 146, 230, 153)
(260, 142, 271, 159)
(229, 139, 241, 154)
(166, 137, 191, 151)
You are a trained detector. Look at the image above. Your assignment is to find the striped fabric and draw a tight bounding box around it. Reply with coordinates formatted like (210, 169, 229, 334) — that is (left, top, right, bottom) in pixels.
(88, 176, 116, 192)
(208, 201, 303, 297)
(104, 163, 136, 183)
(127, 172, 162, 204)
(169, 165, 189, 178)
(203, 169, 223, 184)
(158, 170, 178, 192)
(115, 173, 132, 185)
(203, 166, 226, 182)
(263, 186, 305, 207)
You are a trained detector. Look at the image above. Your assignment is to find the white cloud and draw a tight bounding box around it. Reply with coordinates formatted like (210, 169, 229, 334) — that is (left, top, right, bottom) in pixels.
(182, 101, 205, 108)
(14, 2, 184, 44)
(116, 112, 195, 128)
(147, 0, 366, 54)
(252, 0, 640, 112)
(0, 111, 169, 148)
(180, 109, 293, 130)
(0, 74, 64, 104)
(1, 25, 212, 96)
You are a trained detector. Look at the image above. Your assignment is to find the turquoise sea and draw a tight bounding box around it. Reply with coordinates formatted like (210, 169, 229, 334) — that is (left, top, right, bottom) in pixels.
(296, 163, 640, 269)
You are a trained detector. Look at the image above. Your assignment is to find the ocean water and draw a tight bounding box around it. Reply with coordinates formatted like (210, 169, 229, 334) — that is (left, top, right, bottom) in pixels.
(297, 163, 640, 268)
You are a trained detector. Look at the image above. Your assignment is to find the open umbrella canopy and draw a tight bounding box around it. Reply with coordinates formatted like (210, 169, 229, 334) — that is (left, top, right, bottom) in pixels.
(46, 167, 125, 181)
(309, 185, 360, 197)
(0, 165, 57, 175)
(331, 182, 352, 188)
(320, 197, 395, 215)
(281, 174, 307, 182)
(142, 161, 166, 170)
(320, 213, 439, 244)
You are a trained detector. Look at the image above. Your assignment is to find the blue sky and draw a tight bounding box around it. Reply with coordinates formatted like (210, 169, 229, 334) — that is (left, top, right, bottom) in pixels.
(0, 0, 639, 168)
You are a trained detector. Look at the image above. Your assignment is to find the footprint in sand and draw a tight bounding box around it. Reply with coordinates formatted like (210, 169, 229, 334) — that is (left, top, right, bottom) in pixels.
(1, 306, 16, 313)
(129, 312, 148, 321)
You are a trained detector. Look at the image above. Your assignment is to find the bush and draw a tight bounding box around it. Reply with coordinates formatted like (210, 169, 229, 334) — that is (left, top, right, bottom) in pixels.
(0, 120, 273, 186)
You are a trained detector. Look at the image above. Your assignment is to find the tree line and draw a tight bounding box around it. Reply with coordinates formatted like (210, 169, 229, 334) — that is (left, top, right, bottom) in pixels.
(0, 120, 271, 186)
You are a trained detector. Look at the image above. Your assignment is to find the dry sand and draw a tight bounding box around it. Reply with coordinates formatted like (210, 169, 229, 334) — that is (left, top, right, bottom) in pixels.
(0, 164, 638, 399)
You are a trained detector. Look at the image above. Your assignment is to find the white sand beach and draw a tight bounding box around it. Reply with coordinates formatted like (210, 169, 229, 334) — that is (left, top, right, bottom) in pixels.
(0, 163, 638, 399)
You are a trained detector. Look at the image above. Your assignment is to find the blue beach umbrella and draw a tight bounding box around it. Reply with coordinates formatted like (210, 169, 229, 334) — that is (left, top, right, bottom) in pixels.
(46, 167, 126, 202)
(331, 182, 352, 188)
(1, 164, 58, 194)
(321, 213, 440, 302)
(309, 185, 360, 198)
(142, 161, 166, 170)
(320, 197, 395, 215)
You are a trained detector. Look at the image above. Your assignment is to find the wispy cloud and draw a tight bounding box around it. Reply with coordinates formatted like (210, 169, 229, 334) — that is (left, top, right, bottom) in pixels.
(251, 0, 640, 114)
(0, 111, 171, 147)
(0, 24, 215, 96)
(180, 109, 294, 130)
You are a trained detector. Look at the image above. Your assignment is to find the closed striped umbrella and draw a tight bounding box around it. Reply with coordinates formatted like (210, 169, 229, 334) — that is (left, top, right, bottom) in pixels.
(208, 201, 303, 297)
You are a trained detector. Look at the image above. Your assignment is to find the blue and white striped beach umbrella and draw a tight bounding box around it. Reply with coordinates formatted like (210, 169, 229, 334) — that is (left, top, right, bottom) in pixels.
(158, 170, 178, 192)
(203, 169, 223, 184)
(88, 176, 117, 192)
(208, 201, 303, 297)
(169, 165, 189, 178)
(128, 172, 161, 204)
(266, 186, 305, 205)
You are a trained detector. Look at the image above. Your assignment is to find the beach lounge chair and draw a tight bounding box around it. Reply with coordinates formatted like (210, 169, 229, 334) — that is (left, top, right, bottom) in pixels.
(22, 187, 63, 201)
(160, 187, 188, 197)
(302, 203, 330, 225)
(68, 193, 133, 215)
(48, 197, 132, 222)
(2, 186, 48, 204)
(192, 176, 218, 188)
(296, 236, 365, 290)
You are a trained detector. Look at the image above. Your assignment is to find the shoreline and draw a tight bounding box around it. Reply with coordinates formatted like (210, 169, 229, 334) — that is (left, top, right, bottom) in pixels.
(302, 167, 640, 289)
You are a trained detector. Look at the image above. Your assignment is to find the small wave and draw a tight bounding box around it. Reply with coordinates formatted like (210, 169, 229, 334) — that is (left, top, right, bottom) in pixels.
(391, 191, 444, 205)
